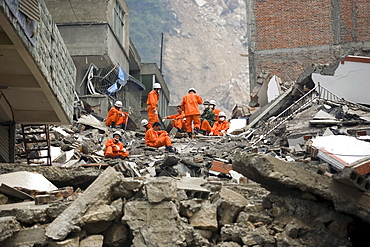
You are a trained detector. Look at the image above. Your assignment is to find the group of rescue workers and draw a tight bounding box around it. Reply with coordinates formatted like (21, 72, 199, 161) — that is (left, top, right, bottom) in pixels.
(103, 83, 230, 159)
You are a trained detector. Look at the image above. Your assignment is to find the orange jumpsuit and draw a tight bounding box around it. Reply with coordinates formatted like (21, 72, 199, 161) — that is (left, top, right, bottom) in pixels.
(201, 120, 212, 135)
(211, 120, 230, 136)
(213, 108, 221, 121)
(105, 107, 128, 126)
(181, 92, 203, 132)
(166, 112, 186, 130)
(146, 90, 159, 127)
(145, 128, 172, 148)
(104, 139, 129, 158)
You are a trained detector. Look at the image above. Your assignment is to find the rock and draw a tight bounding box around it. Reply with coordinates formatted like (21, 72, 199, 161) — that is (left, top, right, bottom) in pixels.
(189, 201, 218, 231)
(212, 187, 248, 226)
(102, 223, 129, 247)
(0, 194, 8, 205)
(82, 204, 117, 223)
(0, 216, 21, 242)
(144, 177, 177, 203)
(241, 226, 275, 246)
(80, 235, 104, 247)
(49, 237, 79, 247)
(45, 167, 122, 240)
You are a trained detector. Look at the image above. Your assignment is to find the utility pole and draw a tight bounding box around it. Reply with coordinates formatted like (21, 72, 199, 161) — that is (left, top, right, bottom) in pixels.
(160, 32, 164, 75)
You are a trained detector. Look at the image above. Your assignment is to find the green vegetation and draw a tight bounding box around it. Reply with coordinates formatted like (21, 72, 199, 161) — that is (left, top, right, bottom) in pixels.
(126, 0, 178, 64)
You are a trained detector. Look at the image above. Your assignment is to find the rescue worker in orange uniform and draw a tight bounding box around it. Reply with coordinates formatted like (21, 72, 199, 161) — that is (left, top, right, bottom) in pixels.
(105, 100, 129, 129)
(209, 112, 230, 136)
(141, 119, 150, 132)
(104, 131, 129, 159)
(163, 105, 186, 133)
(146, 83, 161, 128)
(209, 100, 221, 121)
(145, 122, 177, 153)
(180, 88, 203, 138)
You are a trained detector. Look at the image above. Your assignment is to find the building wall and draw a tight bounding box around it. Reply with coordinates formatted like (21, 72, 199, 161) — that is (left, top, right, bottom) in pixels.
(247, 0, 370, 93)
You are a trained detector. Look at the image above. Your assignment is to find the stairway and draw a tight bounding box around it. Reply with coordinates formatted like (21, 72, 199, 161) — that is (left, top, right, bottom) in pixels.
(21, 124, 51, 165)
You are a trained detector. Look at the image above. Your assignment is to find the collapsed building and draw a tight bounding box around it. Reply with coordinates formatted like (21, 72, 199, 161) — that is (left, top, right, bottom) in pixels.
(1, 0, 370, 246)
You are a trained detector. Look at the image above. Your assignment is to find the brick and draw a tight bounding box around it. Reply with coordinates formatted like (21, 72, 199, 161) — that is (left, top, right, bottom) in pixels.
(210, 160, 232, 174)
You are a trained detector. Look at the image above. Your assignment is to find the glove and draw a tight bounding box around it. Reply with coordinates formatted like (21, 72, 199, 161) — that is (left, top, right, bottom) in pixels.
(209, 132, 214, 136)
(154, 110, 158, 115)
(221, 130, 226, 133)
(162, 118, 166, 122)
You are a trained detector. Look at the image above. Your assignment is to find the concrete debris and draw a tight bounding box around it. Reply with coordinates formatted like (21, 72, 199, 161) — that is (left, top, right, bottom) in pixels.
(1, 92, 370, 245)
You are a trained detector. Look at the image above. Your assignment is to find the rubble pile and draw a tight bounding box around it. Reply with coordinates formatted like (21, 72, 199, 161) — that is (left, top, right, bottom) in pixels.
(1, 94, 370, 246)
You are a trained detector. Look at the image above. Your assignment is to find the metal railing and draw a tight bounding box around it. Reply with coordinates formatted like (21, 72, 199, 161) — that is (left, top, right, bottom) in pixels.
(252, 83, 370, 145)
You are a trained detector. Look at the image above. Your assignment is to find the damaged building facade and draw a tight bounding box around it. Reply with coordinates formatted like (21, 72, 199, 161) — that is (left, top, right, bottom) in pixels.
(0, 0, 76, 162)
(246, 0, 370, 107)
(44, 0, 170, 125)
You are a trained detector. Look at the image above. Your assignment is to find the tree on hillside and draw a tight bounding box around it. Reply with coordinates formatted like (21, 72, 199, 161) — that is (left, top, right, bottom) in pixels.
(126, 0, 178, 64)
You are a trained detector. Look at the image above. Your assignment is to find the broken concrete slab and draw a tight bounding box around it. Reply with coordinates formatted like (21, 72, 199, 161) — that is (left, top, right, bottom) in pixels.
(0, 163, 103, 188)
(144, 177, 177, 203)
(0, 171, 58, 192)
(0, 201, 50, 224)
(212, 187, 249, 226)
(45, 167, 122, 240)
(122, 200, 193, 246)
(232, 152, 370, 223)
(0, 216, 21, 242)
(1, 225, 47, 247)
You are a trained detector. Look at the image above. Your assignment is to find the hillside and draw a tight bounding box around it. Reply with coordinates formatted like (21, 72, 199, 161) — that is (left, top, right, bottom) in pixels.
(128, 0, 250, 116)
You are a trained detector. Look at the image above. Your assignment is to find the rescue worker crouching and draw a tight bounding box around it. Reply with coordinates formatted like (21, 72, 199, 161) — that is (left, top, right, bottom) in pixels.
(162, 105, 186, 133)
(141, 119, 150, 132)
(145, 122, 177, 153)
(106, 100, 129, 129)
(209, 112, 230, 136)
(200, 100, 216, 135)
(104, 131, 129, 159)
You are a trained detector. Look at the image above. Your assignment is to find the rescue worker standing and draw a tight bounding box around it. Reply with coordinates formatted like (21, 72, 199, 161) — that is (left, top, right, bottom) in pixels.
(181, 88, 203, 138)
(104, 131, 129, 159)
(145, 122, 177, 153)
(105, 100, 129, 129)
(209, 112, 230, 136)
(163, 105, 186, 133)
(146, 83, 161, 128)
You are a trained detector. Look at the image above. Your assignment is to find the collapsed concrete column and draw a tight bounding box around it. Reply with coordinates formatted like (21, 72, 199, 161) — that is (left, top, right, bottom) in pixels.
(232, 152, 370, 223)
(45, 167, 122, 240)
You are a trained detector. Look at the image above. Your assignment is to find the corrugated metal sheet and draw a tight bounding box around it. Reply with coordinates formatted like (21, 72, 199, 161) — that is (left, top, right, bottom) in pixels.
(0, 126, 9, 162)
(19, 0, 40, 22)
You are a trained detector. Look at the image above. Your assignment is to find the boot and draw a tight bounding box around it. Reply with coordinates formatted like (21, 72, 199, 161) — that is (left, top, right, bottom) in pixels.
(111, 121, 116, 128)
(165, 146, 177, 153)
(187, 132, 193, 138)
(194, 127, 200, 134)
(120, 123, 126, 130)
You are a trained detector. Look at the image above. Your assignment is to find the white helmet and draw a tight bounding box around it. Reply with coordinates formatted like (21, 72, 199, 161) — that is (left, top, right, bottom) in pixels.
(188, 88, 196, 93)
(153, 83, 161, 89)
(209, 100, 216, 106)
(114, 100, 123, 107)
(219, 112, 226, 118)
(141, 119, 149, 126)
(113, 131, 122, 137)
